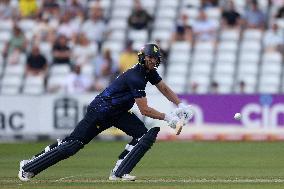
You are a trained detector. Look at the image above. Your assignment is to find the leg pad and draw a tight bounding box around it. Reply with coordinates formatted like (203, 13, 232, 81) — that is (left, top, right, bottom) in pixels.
(115, 127, 160, 177)
(23, 140, 84, 175)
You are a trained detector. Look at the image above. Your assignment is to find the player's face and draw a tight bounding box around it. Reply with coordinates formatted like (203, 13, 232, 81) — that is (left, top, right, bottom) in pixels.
(145, 56, 158, 70)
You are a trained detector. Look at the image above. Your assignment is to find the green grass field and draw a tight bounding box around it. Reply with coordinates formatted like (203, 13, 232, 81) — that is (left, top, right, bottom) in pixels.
(1, 141, 284, 189)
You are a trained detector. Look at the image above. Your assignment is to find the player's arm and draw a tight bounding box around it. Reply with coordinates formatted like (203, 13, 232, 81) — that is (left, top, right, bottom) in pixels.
(135, 97, 182, 129)
(156, 81, 194, 121)
(156, 81, 195, 122)
(155, 80, 181, 106)
(128, 74, 178, 123)
(135, 97, 166, 120)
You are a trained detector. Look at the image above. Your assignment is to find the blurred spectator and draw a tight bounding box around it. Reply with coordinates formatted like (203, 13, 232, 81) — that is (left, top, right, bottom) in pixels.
(171, 13, 193, 43)
(221, 0, 241, 28)
(72, 33, 98, 66)
(192, 9, 217, 42)
(242, 0, 266, 29)
(42, 0, 59, 9)
(19, 0, 38, 18)
(65, 0, 85, 18)
(239, 81, 246, 94)
(26, 45, 47, 76)
(201, 0, 219, 9)
(0, 0, 15, 19)
(69, 7, 85, 34)
(128, 0, 153, 30)
(3, 25, 27, 65)
(189, 82, 199, 94)
(275, 3, 284, 18)
(118, 40, 137, 73)
(263, 23, 284, 52)
(33, 14, 55, 44)
(4, 25, 26, 56)
(210, 81, 219, 94)
(41, 0, 60, 21)
(65, 64, 93, 94)
(52, 35, 71, 65)
(57, 12, 77, 41)
(93, 49, 119, 90)
(235, 81, 246, 94)
(41, 0, 59, 14)
(81, 3, 107, 47)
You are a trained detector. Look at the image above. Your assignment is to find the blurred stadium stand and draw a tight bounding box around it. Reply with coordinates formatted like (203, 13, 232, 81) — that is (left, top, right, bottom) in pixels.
(0, 0, 283, 95)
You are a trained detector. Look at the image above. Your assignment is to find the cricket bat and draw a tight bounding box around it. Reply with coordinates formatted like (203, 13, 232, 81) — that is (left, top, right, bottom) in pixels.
(175, 118, 185, 135)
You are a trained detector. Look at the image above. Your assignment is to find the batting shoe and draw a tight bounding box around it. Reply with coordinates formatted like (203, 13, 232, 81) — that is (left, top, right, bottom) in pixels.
(109, 170, 136, 181)
(18, 160, 34, 181)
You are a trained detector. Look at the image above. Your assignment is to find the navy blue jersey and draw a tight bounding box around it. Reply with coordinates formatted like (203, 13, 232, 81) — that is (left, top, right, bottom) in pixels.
(90, 64, 162, 117)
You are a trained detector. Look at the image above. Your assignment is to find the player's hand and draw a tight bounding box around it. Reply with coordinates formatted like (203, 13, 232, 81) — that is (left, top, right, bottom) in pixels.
(176, 103, 194, 121)
(164, 113, 180, 129)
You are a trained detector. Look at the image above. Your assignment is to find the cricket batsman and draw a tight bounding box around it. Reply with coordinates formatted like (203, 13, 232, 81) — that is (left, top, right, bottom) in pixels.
(18, 43, 194, 181)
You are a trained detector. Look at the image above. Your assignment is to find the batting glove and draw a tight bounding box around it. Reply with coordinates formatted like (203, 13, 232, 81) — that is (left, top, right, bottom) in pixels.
(164, 113, 180, 129)
(176, 103, 194, 121)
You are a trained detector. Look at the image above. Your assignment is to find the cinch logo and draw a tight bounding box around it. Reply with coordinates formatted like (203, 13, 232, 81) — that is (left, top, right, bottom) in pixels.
(54, 97, 79, 129)
(0, 111, 24, 130)
(241, 95, 284, 128)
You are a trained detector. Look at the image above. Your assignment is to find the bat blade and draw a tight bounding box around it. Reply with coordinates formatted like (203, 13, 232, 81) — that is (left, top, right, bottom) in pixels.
(175, 119, 185, 135)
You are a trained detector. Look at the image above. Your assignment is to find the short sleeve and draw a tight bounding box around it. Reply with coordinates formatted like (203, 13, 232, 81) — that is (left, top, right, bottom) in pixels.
(127, 75, 146, 98)
(148, 69, 162, 85)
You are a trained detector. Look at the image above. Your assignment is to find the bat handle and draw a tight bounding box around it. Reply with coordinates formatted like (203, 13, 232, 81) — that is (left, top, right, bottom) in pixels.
(175, 118, 185, 135)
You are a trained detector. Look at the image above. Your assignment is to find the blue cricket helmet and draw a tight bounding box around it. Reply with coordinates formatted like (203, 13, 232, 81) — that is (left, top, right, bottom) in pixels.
(138, 43, 162, 68)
